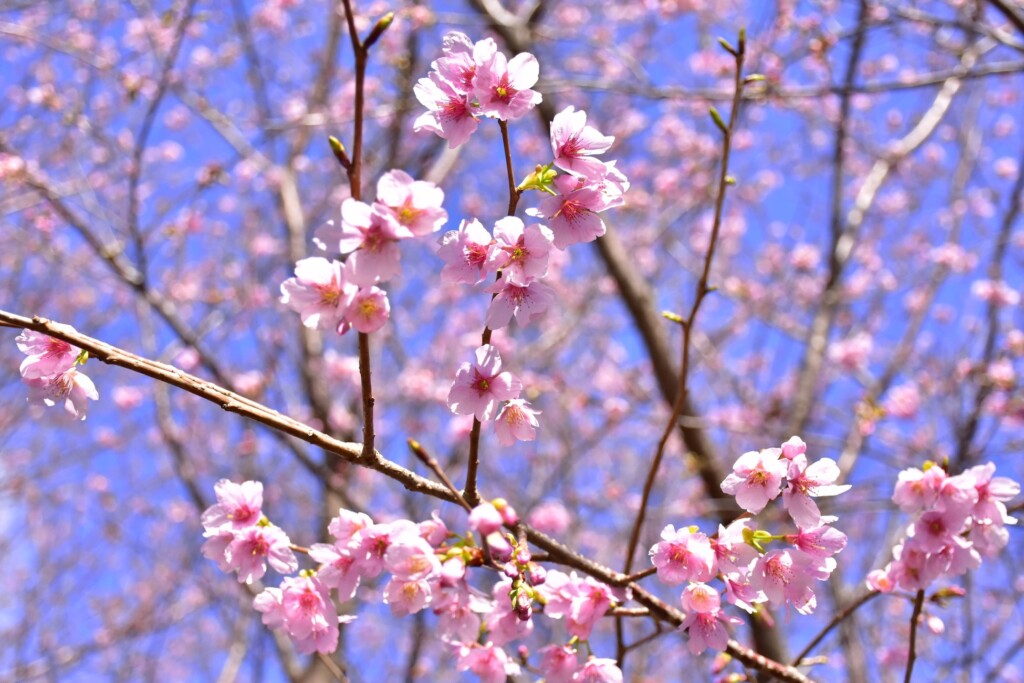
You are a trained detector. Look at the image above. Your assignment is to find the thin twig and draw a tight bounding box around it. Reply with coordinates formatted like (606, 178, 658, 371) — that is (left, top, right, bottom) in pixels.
(317, 652, 349, 682)
(463, 120, 521, 506)
(408, 439, 472, 511)
(792, 591, 880, 666)
(338, 0, 376, 458)
(622, 31, 747, 577)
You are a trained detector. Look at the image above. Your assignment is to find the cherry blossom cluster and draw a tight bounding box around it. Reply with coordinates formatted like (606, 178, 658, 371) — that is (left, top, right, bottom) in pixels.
(423, 33, 629, 447)
(414, 31, 542, 145)
(649, 437, 851, 654)
(201, 480, 299, 585)
(867, 461, 1020, 594)
(447, 343, 542, 445)
(202, 483, 624, 681)
(15, 329, 98, 420)
(280, 169, 448, 334)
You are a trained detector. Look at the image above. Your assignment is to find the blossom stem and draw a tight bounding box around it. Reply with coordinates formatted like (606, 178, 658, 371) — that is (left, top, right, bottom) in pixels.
(463, 121, 520, 506)
(339, 0, 375, 458)
(614, 566, 658, 586)
(499, 120, 521, 216)
(358, 331, 375, 458)
(316, 652, 349, 682)
(904, 589, 926, 683)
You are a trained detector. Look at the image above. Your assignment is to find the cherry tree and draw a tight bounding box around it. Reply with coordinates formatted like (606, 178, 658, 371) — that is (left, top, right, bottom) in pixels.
(1, 1, 1023, 682)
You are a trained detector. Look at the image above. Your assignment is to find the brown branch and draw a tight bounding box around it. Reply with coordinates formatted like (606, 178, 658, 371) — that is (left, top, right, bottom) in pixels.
(0, 312, 817, 683)
(985, 0, 1024, 38)
(0, 310, 456, 503)
(408, 439, 472, 511)
(126, 0, 199, 282)
(904, 590, 926, 683)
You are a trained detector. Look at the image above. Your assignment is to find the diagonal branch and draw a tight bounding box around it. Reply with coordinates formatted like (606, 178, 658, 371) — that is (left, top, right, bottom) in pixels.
(0, 309, 815, 683)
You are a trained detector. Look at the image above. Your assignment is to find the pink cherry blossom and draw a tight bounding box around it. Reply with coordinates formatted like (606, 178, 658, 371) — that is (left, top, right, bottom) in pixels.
(828, 332, 873, 371)
(432, 31, 476, 93)
(550, 106, 615, 179)
(253, 586, 286, 630)
(528, 501, 572, 536)
(971, 279, 1020, 306)
(224, 524, 298, 584)
(533, 175, 610, 249)
(413, 74, 479, 148)
(711, 518, 759, 576)
(892, 465, 947, 513)
(471, 39, 542, 121)
(455, 642, 520, 683)
(200, 531, 234, 573)
(438, 218, 494, 284)
(779, 435, 806, 460)
(575, 657, 624, 682)
(384, 534, 441, 581)
(468, 502, 504, 536)
(494, 399, 541, 446)
(16, 329, 79, 380)
(374, 169, 447, 237)
(908, 510, 960, 553)
(782, 454, 851, 528)
(649, 524, 716, 584)
(485, 275, 554, 329)
(487, 217, 553, 285)
(384, 577, 434, 616)
(720, 448, 788, 513)
(418, 511, 449, 547)
(866, 568, 896, 593)
(970, 521, 1011, 556)
(201, 479, 263, 532)
(538, 645, 579, 683)
(308, 543, 361, 601)
(749, 549, 818, 614)
(933, 471, 979, 524)
(786, 523, 848, 560)
(967, 462, 1020, 524)
(340, 286, 390, 334)
(348, 519, 419, 579)
(328, 508, 373, 545)
(679, 583, 741, 655)
(338, 198, 410, 285)
(484, 579, 533, 644)
(447, 344, 522, 421)
(280, 257, 355, 330)
(884, 382, 921, 418)
(277, 574, 341, 654)
(24, 366, 99, 420)
(538, 570, 614, 639)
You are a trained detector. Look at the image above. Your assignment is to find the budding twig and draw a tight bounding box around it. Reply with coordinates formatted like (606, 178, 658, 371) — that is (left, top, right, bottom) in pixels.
(622, 28, 747, 578)
(409, 439, 473, 511)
